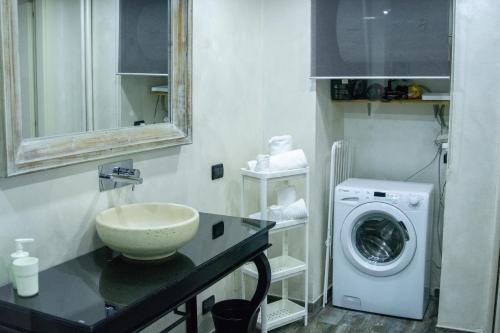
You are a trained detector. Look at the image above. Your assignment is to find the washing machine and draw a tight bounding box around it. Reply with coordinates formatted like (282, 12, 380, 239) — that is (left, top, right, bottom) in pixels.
(332, 178, 434, 319)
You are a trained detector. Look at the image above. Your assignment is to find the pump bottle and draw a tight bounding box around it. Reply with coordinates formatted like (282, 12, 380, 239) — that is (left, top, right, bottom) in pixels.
(10, 238, 34, 289)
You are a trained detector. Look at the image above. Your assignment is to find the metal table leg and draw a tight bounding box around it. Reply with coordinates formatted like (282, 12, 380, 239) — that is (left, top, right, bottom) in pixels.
(186, 297, 198, 333)
(248, 253, 271, 333)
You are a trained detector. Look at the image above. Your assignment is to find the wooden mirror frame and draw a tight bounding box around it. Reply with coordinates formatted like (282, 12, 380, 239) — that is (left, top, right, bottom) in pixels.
(0, 0, 192, 176)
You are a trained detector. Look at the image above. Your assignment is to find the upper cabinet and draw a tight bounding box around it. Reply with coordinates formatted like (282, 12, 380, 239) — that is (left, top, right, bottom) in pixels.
(311, 0, 452, 79)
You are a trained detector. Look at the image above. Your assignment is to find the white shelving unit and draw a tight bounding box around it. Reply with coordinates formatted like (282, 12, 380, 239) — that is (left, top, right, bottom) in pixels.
(240, 167, 309, 332)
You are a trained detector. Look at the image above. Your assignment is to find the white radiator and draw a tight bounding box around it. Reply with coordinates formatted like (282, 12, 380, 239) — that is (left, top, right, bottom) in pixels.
(323, 140, 353, 307)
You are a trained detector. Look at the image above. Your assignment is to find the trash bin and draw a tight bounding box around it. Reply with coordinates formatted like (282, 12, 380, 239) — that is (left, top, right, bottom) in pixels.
(211, 299, 258, 333)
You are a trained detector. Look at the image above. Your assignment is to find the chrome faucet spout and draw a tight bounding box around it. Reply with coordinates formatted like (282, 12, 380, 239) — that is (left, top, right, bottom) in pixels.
(110, 174, 143, 185)
(98, 160, 143, 192)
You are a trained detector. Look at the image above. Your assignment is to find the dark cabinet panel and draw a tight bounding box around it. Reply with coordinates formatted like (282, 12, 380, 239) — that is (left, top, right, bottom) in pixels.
(312, 0, 451, 78)
(119, 0, 169, 75)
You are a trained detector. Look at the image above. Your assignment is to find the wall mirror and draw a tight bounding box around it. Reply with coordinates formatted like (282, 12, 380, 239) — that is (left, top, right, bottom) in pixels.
(0, 0, 192, 176)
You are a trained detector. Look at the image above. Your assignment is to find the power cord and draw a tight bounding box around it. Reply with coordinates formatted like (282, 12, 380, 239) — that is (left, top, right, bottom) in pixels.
(403, 108, 447, 270)
(433, 148, 446, 270)
(404, 146, 441, 182)
(153, 95, 161, 121)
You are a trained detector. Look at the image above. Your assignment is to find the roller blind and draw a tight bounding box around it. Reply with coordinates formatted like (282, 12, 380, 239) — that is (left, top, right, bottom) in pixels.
(119, 0, 169, 75)
(311, 0, 451, 78)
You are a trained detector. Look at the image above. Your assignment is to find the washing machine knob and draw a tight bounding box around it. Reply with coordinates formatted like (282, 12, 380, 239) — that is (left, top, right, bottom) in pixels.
(409, 195, 422, 206)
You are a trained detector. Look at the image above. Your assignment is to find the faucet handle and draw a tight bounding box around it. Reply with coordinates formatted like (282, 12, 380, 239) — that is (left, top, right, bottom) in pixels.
(112, 167, 140, 177)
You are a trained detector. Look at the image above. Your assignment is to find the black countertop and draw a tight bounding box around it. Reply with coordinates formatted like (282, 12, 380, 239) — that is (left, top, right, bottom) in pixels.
(0, 213, 274, 333)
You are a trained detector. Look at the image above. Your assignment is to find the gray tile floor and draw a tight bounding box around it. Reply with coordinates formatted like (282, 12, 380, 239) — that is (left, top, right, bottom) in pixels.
(274, 298, 459, 333)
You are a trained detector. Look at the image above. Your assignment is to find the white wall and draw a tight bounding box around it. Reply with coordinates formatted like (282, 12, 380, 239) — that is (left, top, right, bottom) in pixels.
(1, 1, 265, 332)
(259, 0, 343, 304)
(437, 0, 500, 332)
(36, 0, 86, 136)
(17, 0, 36, 138)
(260, 0, 316, 301)
(92, 0, 120, 131)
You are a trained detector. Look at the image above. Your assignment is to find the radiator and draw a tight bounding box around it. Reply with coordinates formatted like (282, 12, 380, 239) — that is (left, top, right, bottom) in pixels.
(323, 140, 353, 307)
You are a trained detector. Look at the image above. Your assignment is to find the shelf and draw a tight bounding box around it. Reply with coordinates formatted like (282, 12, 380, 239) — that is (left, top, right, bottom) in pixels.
(151, 85, 169, 96)
(257, 299, 306, 330)
(240, 162, 309, 332)
(240, 167, 309, 180)
(116, 72, 169, 77)
(242, 255, 306, 282)
(272, 219, 307, 232)
(248, 214, 307, 232)
(331, 99, 449, 105)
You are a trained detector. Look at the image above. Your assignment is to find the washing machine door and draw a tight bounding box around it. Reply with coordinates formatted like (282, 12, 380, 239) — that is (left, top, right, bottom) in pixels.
(340, 202, 417, 277)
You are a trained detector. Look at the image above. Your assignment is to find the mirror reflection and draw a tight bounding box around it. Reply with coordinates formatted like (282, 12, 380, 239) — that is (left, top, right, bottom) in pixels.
(17, 0, 171, 139)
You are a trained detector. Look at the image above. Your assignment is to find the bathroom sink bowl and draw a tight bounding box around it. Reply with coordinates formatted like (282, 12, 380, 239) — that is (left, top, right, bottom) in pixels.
(96, 203, 199, 260)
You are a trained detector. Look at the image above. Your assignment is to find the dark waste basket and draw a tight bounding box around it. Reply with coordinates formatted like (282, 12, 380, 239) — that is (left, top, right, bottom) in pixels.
(211, 299, 258, 333)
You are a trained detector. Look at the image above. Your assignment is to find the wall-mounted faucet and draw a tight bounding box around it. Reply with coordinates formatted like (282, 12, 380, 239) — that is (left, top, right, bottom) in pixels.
(99, 160, 143, 192)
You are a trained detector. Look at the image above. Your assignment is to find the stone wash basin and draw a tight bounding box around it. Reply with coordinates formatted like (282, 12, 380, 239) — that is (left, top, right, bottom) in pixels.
(96, 203, 199, 260)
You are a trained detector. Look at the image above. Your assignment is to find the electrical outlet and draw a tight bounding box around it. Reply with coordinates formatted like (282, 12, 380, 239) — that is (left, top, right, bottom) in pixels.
(202, 295, 215, 314)
(212, 221, 224, 239)
(211, 164, 224, 180)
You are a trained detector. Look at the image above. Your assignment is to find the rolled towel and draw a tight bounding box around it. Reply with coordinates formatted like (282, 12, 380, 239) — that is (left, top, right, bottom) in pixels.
(269, 149, 308, 172)
(277, 186, 297, 207)
(269, 135, 293, 155)
(283, 199, 308, 220)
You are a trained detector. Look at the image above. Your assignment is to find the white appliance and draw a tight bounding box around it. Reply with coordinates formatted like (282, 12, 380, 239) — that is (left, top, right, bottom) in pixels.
(332, 178, 434, 319)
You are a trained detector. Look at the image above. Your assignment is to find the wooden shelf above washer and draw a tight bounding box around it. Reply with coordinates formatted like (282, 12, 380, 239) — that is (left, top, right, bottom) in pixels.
(332, 99, 449, 105)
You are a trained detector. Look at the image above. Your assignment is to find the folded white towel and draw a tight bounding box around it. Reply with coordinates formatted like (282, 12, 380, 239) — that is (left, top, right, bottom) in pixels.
(269, 205, 284, 221)
(248, 205, 285, 222)
(248, 198, 306, 222)
(283, 199, 308, 220)
(277, 186, 297, 207)
(269, 149, 308, 172)
(269, 135, 293, 155)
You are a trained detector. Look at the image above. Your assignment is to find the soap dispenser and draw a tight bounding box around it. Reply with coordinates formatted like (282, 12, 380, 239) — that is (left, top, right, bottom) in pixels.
(10, 238, 34, 289)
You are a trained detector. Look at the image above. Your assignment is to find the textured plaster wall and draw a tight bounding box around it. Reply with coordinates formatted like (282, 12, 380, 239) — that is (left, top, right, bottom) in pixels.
(260, 1, 343, 304)
(437, 0, 500, 332)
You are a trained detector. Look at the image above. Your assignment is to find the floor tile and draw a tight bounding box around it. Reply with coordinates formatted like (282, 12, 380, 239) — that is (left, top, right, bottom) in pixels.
(272, 298, 456, 333)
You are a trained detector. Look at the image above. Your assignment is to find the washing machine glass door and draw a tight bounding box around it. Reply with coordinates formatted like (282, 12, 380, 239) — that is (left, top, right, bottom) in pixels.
(340, 202, 417, 277)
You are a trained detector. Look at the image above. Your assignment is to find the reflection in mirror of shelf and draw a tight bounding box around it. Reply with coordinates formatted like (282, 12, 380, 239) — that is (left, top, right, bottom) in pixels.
(151, 85, 169, 96)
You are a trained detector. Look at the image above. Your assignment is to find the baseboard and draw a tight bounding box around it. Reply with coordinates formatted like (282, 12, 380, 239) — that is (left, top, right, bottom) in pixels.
(267, 287, 332, 315)
(435, 324, 483, 333)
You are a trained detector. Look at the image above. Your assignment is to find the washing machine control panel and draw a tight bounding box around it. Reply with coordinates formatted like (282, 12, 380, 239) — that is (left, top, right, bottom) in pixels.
(337, 188, 423, 209)
(364, 191, 400, 204)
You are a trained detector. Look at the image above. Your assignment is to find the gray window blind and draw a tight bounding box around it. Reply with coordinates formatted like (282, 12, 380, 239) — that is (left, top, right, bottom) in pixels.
(312, 0, 451, 78)
(119, 0, 169, 75)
